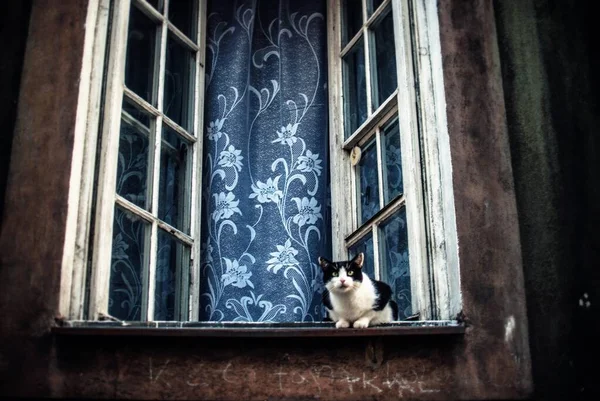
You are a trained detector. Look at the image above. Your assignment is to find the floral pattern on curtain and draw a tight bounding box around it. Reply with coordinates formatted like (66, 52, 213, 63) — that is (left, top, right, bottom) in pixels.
(200, 0, 329, 322)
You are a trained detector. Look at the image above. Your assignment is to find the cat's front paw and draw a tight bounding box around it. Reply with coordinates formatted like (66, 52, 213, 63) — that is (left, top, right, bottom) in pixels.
(353, 318, 371, 328)
(335, 319, 351, 328)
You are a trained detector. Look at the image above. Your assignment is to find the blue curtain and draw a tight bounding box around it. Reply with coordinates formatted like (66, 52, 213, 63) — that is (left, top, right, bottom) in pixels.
(200, 0, 329, 322)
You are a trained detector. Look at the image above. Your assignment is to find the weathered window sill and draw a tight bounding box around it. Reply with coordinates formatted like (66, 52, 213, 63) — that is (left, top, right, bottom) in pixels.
(52, 320, 465, 337)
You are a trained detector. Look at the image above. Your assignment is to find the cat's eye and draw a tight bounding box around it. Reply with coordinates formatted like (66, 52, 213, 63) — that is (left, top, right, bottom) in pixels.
(347, 270, 354, 276)
(332, 272, 338, 277)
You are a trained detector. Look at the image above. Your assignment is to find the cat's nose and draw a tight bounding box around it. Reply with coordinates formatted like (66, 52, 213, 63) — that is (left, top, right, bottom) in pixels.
(340, 279, 346, 284)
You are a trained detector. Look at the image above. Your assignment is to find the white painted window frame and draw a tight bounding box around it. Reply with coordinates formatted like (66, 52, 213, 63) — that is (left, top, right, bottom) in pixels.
(327, 0, 460, 320)
(60, 0, 208, 321)
(61, 0, 458, 323)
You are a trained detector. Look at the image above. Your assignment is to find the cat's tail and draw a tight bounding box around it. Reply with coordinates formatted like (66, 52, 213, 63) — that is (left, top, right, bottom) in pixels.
(390, 300, 399, 321)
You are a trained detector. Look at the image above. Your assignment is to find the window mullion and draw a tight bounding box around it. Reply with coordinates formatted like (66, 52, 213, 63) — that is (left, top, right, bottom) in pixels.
(88, 0, 133, 320)
(189, 0, 208, 321)
(327, 1, 354, 260)
(167, 22, 200, 52)
(145, 4, 169, 322)
(361, 0, 374, 116)
(372, 225, 381, 280)
(342, 88, 397, 150)
(375, 126, 385, 209)
(133, 0, 164, 22)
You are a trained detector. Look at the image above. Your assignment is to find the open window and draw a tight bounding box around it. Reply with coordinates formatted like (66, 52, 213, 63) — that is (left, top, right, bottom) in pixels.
(60, 0, 460, 326)
(327, 0, 460, 321)
(61, 0, 206, 321)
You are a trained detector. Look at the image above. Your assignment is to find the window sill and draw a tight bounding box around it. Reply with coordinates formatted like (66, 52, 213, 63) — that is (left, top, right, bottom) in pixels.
(52, 320, 465, 338)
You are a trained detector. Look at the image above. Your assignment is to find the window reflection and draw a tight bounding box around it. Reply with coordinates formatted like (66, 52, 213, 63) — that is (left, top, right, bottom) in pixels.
(125, 5, 158, 104)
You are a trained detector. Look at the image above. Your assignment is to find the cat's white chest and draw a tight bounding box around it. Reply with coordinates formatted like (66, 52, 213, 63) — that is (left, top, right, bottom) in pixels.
(329, 278, 376, 322)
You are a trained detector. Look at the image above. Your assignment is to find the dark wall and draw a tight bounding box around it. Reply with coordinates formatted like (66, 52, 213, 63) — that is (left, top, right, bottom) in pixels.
(0, 0, 32, 226)
(495, 0, 599, 400)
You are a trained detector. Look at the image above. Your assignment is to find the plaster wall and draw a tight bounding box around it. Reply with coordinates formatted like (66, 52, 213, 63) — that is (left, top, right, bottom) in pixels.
(0, 1, 532, 399)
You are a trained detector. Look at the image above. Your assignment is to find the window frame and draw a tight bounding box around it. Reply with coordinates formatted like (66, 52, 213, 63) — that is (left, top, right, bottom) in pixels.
(59, 0, 460, 324)
(327, 0, 460, 320)
(60, 0, 208, 321)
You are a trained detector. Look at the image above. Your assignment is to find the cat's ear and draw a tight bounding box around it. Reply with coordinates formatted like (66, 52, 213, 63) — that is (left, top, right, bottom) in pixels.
(350, 252, 364, 269)
(318, 256, 331, 270)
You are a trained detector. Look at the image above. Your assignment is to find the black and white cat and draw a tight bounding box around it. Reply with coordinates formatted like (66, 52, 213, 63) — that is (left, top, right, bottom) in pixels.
(318, 253, 399, 328)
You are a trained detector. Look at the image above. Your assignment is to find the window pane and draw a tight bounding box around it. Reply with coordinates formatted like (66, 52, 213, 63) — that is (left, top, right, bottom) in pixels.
(158, 125, 192, 233)
(122, 96, 151, 126)
(168, 0, 197, 40)
(342, 0, 363, 46)
(379, 208, 411, 319)
(116, 102, 151, 210)
(164, 34, 196, 132)
(125, 5, 158, 104)
(382, 117, 403, 204)
(348, 231, 375, 278)
(356, 137, 380, 224)
(155, 229, 191, 320)
(371, 7, 397, 108)
(343, 39, 368, 138)
(109, 207, 149, 321)
(367, 0, 384, 17)
(147, 0, 161, 12)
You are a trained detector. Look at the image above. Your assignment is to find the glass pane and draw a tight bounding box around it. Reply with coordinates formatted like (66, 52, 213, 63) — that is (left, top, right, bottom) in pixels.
(382, 117, 403, 204)
(155, 229, 191, 320)
(348, 231, 375, 278)
(147, 0, 161, 12)
(367, 0, 385, 17)
(371, 7, 397, 108)
(164, 34, 196, 132)
(122, 96, 150, 126)
(109, 207, 149, 321)
(343, 0, 363, 46)
(356, 137, 380, 224)
(168, 0, 197, 40)
(379, 208, 411, 320)
(158, 125, 192, 233)
(116, 101, 151, 210)
(125, 5, 158, 104)
(343, 39, 368, 138)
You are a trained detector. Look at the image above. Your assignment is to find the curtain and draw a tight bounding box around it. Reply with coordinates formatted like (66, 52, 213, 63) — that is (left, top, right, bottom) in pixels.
(200, 0, 329, 322)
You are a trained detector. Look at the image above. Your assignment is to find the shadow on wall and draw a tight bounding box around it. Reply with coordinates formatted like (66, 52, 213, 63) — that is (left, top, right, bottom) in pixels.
(0, 0, 33, 227)
(494, 0, 600, 400)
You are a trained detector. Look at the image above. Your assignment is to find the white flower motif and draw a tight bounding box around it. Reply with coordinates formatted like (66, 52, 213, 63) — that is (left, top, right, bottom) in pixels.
(272, 123, 299, 146)
(296, 150, 322, 176)
(207, 119, 224, 141)
(390, 250, 410, 278)
(221, 258, 254, 288)
(212, 192, 242, 221)
(112, 233, 129, 260)
(291, 197, 322, 226)
(386, 144, 402, 166)
(266, 239, 299, 273)
(218, 145, 243, 171)
(249, 176, 283, 203)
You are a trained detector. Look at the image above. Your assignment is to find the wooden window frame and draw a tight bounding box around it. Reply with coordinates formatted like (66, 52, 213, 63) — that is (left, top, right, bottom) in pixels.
(60, 0, 208, 321)
(327, 0, 461, 320)
(59, 0, 459, 325)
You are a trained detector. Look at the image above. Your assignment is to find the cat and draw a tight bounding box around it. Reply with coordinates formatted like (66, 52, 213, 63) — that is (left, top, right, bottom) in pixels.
(318, 252, 399, 328)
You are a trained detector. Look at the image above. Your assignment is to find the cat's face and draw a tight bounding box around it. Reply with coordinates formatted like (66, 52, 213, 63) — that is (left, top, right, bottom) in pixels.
(318, 253, 364, 293)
